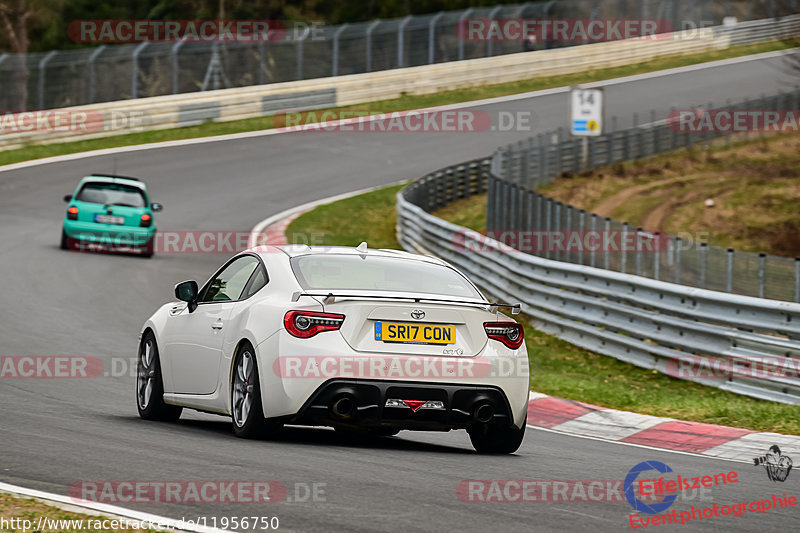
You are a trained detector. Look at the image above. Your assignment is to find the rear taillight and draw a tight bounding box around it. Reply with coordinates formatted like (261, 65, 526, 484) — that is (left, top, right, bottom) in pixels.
(140, 213, 152, 227)
(284, 310, 345, 338)
(484, 321, 524, 350)
(67, 206, 79, 220)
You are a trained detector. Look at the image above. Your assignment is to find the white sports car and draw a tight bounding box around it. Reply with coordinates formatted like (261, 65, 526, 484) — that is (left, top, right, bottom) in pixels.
(136, 244, 530, 453)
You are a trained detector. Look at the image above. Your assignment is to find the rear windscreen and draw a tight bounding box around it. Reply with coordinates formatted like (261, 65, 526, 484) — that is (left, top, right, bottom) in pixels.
(76, 182, 146, 208)
(290, 254, 482, 299)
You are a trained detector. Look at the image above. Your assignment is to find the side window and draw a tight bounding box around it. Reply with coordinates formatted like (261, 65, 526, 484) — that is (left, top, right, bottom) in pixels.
(244, 266, 268, 299)
(200, 256, 260, 303)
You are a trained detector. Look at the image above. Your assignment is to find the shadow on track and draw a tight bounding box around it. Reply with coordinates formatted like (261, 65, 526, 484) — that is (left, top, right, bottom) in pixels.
(112, 415, 476, 455)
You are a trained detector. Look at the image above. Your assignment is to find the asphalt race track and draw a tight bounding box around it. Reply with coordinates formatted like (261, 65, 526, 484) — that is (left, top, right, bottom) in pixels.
(1, 53, 798, 532)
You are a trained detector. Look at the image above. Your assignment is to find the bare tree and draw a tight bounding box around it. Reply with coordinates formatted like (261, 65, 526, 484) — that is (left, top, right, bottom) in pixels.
(0, 0, 37, 110)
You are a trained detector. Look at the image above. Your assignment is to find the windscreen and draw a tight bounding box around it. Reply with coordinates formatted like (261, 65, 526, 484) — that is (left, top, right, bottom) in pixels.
(291, 254, 483, 299)
(76, 182, 147, 207)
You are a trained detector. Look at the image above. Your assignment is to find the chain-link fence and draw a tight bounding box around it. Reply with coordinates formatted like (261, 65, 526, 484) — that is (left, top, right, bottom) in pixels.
(487, 88, 800, 302)
(1, 0, 797, 112)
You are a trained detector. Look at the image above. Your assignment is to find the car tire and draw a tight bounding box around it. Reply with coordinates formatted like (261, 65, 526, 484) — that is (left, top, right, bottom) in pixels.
(468, 422, 526, 454)
(140, 234, 154, 259)
(369, 428, 400, 437)
(136, 331, 182, 421)
(231, 343, 281, 438)
(60, 230, 68, 250)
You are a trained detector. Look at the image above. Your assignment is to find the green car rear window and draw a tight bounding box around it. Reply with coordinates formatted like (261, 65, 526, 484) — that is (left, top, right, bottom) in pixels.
(77, 182, 146, 208)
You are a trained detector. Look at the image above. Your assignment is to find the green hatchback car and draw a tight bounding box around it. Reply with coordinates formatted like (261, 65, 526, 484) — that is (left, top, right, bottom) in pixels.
(61, 174, 162, 257)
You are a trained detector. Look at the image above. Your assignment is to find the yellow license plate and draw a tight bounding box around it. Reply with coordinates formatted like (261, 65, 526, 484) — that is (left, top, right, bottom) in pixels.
(374, 322, 456, 345)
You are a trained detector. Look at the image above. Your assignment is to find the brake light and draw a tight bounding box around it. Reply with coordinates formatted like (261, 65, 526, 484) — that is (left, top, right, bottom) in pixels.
(140, 213, 152, 227)
(284, 310, 345, 338)
(484, 321, 524, 349)
(67, 206, 79, 220)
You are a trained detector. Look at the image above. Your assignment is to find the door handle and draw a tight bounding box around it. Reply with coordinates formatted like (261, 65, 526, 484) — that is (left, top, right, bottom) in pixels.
(211, 320, 223, 330)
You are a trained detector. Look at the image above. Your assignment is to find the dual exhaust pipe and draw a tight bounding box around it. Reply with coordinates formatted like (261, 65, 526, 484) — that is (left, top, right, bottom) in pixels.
(330, 395, 357, 420)
(472, 401, 495, 423)
(330, 395, 495, 423)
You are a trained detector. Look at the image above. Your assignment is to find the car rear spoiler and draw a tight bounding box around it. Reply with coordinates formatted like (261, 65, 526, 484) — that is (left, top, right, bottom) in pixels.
(291, 292, 521, 314)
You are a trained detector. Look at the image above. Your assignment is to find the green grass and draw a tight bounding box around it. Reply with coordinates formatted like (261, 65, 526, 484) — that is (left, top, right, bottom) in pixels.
(0, 40, 792, 168)
(286, 182, 800, 435)
(0, 492, 164, 532)
(286, 184, 407, 249)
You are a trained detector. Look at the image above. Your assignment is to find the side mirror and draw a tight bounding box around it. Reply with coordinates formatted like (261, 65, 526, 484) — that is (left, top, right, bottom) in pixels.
(175, 280, 199, 312)
(151, 202, 163, 212)
(63, 194, 72, 203)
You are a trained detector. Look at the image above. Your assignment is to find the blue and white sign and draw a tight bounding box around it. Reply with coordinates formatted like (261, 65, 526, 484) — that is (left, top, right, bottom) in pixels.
(571, 87, 603, 136)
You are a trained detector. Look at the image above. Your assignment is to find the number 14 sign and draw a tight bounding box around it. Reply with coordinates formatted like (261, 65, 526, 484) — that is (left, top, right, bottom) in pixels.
(571, 87, 604, 136)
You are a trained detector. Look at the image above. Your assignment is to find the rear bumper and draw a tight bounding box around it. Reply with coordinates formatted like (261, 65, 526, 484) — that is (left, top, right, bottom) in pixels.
(63, 219, 154, 246)
(291, 379, 518, 431)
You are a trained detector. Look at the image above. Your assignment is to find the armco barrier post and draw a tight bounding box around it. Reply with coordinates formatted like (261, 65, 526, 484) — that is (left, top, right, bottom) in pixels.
(653, 233, 661, 280)
(545, 199, 553, 259)
(727, 248, 734, 293)
(172, 38, 187, 94)
(486, 5, 503, 57)
(795, 257, 800, 303)
(578, 209, 586, 265)
(398, 15, 413, 67)
(38, 51, 57, 109)
(88, 45, 106, 103)
(700, 242, 708, 289)
(527, 191, 534, 239)
(554, 202, 561, 261)
(332, 24, 348, 76)
(457, 8, 475, 61)
(759, 253, 766, 298)
(131, 42, 148, 99)
(635, 228, 643, 276)
(365, 20, 381, 73)
(590, 214, 598, 267)
(297, 26, 311, 80)
(428, 12, 444, 64)
(675, 237, 682, 284)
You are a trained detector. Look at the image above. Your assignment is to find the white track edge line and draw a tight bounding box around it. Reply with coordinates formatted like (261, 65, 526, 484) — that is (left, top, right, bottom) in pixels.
(0, 481, 228, 533)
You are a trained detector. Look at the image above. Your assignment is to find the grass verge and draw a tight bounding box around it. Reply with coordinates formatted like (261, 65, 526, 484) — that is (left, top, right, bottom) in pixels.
(427, 132, 800, 257)
(0, 40, 793, 168)
(286, 182, 800, 435)
(0, 492, 162, 532)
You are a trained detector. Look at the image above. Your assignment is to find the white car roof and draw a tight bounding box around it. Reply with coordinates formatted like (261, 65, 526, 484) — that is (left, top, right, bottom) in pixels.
(79, 175, 147, 190)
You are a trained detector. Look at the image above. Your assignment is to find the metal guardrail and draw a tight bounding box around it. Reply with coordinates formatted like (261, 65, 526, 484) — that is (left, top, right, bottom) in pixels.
(1, 3, 797, 112)
(489, 86, 800, 303)
(397, 160, 800, 405)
